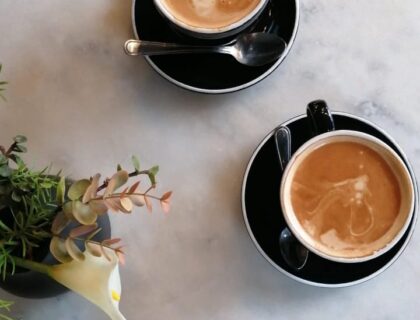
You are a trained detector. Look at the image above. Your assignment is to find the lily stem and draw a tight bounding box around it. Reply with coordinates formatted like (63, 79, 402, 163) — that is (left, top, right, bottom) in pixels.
(12, 256, 51, 275)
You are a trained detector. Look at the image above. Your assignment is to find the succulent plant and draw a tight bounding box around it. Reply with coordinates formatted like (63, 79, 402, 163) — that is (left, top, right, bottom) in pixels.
(0, 136, 172, 320)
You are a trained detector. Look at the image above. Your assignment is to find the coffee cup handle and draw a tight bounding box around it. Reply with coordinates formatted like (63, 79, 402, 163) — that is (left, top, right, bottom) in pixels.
(307, 100, 335, 135)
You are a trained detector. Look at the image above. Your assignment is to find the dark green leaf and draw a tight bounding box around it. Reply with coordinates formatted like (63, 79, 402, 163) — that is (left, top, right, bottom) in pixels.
(13, 135, 27, 143)
(117, 164, 122, 171)
(0, 220, 12, 232)
(0, 165, 12, 177)
(11, 191, 21, 202)
(13, 145, 27, 153)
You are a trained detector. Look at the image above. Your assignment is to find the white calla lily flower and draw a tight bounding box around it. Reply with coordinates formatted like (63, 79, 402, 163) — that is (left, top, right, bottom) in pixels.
(48, 244, 126, 320)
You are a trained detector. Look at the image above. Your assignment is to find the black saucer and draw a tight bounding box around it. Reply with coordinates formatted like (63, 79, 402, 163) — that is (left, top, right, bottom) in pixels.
(132, 0, 299, 93)
(242, 112, 418, 287)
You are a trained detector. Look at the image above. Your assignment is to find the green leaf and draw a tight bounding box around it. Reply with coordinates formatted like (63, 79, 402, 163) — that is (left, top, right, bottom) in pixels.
(56, 176, 66, 205)
(13, 135, 27, 143)
(149, 165, 159, 176)
(117, 164, 122, 171)
(62, 201, 74, 219)
(131, 155, 140, 172)
(0, 165, 12, 177)
(73, 200, 98, 225)
(13, 144, 27, 153)
(148, 165, 159, 186)
(11, 191, 21, 202)
(0, 220, 12, 232)
(68, 179, 90, 201)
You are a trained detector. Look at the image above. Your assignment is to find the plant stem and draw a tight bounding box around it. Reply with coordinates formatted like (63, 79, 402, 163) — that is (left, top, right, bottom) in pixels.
(91, 192, 161, 202)
(4, 142, 17, 157)
(96, 170, 150, 192)
(12, 256, 51, 275)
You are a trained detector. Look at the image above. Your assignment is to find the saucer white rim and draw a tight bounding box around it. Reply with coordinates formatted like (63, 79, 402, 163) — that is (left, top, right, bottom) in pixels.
(131, 0, 300, 94)
(241, 111, 419, 288)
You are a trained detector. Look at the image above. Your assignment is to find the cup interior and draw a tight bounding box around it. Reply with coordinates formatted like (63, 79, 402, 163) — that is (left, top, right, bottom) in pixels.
(153, 0, 269, 35)
(280, 130, 415, 263)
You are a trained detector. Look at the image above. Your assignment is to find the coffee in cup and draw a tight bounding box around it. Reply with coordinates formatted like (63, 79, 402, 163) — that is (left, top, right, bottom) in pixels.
(160, 0, 262, 29)
(154, 0, 269, 39)
(280, 101, 415, 263)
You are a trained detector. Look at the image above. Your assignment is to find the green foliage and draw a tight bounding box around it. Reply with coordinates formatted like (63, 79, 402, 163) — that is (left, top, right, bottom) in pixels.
(0, 299, 14, 320)
(0, 137, 58, 279)
(0, 136, 172, 279)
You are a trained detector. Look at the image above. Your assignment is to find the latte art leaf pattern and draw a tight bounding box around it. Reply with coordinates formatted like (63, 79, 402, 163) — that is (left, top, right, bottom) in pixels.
(290, 141, 401, 256)
(294, 175, 374, 238)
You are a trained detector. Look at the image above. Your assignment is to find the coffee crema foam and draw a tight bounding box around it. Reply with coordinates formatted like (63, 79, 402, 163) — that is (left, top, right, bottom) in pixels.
(290, 142, 402, 258)
(162, 0, 261, 29)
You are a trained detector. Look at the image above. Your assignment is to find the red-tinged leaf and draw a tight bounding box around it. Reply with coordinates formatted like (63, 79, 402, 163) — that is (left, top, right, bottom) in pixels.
(82, 173, 100, 203)
(120, 197, 133, 213)
(102, 238, 122, 246)
(144, 195, 152, 213)
(51, 211, 70, 234)
(104, 198, 122, 213)
(116, 251, 126, 265)
(89, 200, 108, 215)
(120, 187, 129, 199)
(100, 244, 111, 261)
(69, 223, 98, 238)
(85, 242, 102, 257)
(128, 181, 140, 194)
(104, 170, 129, 197)
(160, 191, 173, 202)
(114, 246, 125, 253)
(50, 236, 73, 263)
(65, 238, 85, 261)
(130, 195, 145, 207)
(160, 200, 171, 213)
(86, 227, 102, 241)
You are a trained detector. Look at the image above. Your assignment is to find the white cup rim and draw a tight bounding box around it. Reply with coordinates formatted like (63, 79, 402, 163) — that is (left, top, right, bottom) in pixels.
(153, 0, 269, 34)
(280, 130, 415, 263)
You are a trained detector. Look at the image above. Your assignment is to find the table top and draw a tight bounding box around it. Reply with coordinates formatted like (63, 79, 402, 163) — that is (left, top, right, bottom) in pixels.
(1, 0, 419, 319)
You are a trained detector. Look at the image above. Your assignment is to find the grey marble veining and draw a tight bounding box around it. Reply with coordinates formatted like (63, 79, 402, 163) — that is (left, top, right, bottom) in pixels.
(1, 0, 420, 319)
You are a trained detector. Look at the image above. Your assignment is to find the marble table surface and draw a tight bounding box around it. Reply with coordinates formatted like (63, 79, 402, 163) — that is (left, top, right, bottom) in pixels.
(1, 0, 420, 319)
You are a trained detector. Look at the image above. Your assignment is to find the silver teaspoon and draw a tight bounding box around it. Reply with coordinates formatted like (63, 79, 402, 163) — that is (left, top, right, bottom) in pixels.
(124, 33, 287, 67)
(275, 126, 309, 271)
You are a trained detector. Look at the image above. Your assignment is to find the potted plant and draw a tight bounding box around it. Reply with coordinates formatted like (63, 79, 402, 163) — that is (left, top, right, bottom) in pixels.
(0, 65, 172, 320)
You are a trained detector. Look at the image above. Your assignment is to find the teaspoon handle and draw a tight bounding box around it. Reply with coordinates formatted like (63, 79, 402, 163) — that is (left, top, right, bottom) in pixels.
(124, 39, 230, 56)
(274, 126, 292, 172)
